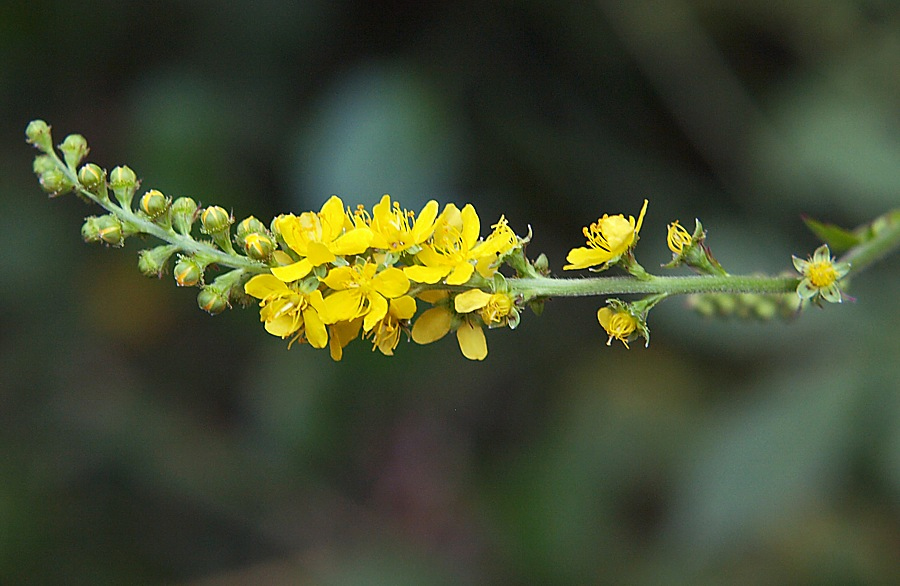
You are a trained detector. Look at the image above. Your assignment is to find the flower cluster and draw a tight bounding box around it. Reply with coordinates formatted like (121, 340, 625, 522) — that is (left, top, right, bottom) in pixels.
(27, 119, 872, 362)
(242, 194, 524, 360)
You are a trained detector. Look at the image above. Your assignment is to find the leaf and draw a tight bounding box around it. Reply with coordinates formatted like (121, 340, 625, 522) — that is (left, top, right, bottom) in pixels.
(802, 216, 861, 252)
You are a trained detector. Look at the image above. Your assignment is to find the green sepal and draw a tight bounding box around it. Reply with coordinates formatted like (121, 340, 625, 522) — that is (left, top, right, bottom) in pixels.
(59, 134, 89, 171)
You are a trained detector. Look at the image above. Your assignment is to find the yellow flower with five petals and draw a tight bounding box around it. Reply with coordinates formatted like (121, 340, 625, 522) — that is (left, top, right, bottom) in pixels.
(244, 274, 328, 348)
(405, 204, 518, 285)
(564, 199, 648, 270)
(366, 194, 439, 253)
(321, 261, 410, 332)
(270, 196, 373, 282)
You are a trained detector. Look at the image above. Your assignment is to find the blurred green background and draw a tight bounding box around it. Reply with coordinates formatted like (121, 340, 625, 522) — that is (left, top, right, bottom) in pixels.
(2, 1, 898, 584)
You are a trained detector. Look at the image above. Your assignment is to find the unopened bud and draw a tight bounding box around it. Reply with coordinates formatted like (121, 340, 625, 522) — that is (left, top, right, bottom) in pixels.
(77, 163, 106, 196)
(81, 216, 102, 243)
(173, 258, 203, 287)
(200, 206, 232, 234)
(59, 134, 89, 170)
(25, 120, 53, 153)
(95, 215, 124, 246)
(109, 165, 139, 208)
(197, 287, 229, 315)
(139, 189, 170, 220)
(33, 154, 55, 175)
(138, 245, 178, 278)
(171, 196, 199, 235)
(236, 216, 268, 239)
(242, 232, 275, 260)
(38, 168, 74, 196)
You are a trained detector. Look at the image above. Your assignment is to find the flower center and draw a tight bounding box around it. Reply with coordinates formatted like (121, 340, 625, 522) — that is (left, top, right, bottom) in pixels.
(807, 261, 838, 287)
(585, 215, 634, 252)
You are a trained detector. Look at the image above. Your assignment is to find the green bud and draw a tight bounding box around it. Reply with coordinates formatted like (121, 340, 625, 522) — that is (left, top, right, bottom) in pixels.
(197, 287, 229, 315)
(33, 154, 56, 175)
(25, 120, 54, 153)
(139, 189, 170, 220)
(109, 165, 139, 208)
(59, 134, 89, 170)
(138, 245, 178, 278)
(77, 163, 106, 192)
(236, 216, 268, 239)
(173, 257, 203, 287)
(200, 206, 232, 234)
(200, 206, 235, 253)
(242, 232, 275, 260)
(533, 253, 549, 275)
(81, 216, 102, 243)
(39, 168, 75, 196)
(95, 214, 124, 246)
(171, 196, 199, 235)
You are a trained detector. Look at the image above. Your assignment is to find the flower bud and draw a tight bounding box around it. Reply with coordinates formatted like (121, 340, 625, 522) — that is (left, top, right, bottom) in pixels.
(173, 257, 203, 287)
(138, 245, 178, 278)
(59, 134, 89, 170)
(139, 189, 170, 220)
(25, 120, 53, 153)
(201, 206, 235, 253)
(171, 196, 199, 235)
(81, 216, 102, 243)
(236, 216, 267, 240)
(38, 168, 74, 196)
(95, 214, 124, 246)
(242, 232, 275, 260)
(109, 165, 139, 208)
(33, 154, 55, 175)
(197, 287, 229, 315)
(200, 206, 232, 234)
(77, 163, 107, 198)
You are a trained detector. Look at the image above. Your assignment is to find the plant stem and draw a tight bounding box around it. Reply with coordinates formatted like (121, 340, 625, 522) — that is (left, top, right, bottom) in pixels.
(510, 274, 799, 299)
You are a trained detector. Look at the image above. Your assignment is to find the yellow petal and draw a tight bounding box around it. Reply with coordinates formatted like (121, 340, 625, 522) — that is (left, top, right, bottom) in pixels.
(457, 321, 487, 360)
(328, 318, 362, 361)
(391, 295, 417, 320)
(265, 314, 297, 338)
(411, 200, 439, 242)
(411, 307, 452, 344)
(454, 289, 492, 313)
(322, 289, 363, 324)
(322, 266, 354, 290)
(306, 241, 335, 266)
(363, 293, 388, 332)
(404, 265, 448, 284)
(446, 262, 475, 285)
(372, 267, 410, 298)
(318, 195, 347, 240)
(303, 306, 328, 348)
(460, 204, 480, 249)
(271, 259, 313, 282)
(331, 227, 373, 256)
(244, 274, 291, 298)
(563, 247, 612, 270)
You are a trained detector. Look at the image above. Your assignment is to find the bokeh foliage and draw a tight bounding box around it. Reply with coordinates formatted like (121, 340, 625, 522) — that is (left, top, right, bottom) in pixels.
(1, 0, 898, 584)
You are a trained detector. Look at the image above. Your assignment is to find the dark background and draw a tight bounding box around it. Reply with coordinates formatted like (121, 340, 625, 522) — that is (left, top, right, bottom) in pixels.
(2, 1, 898, 584)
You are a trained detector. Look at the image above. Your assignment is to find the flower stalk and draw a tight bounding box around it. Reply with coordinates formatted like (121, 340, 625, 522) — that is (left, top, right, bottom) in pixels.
(26, 120, 899, 360)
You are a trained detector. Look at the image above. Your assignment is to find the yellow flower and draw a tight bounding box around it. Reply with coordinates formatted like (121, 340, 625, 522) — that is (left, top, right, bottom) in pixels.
(454, 289, 515, 326)
(244, 274, 328, 348)
(666, 220, 692, 254)
(597, 306, 638, 348)
(405, 204, 518, 285)
(270, 196, 374, 282)
(564, 199, 648, 270)
(792, 244, 850, 304)
(366, 194, 439, 252)
(321, 261, 410, 331)
(365, 295, 417, 355)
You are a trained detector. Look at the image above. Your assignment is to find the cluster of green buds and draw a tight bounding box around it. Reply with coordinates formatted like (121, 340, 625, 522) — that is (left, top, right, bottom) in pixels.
(26, 120, 898, 361)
